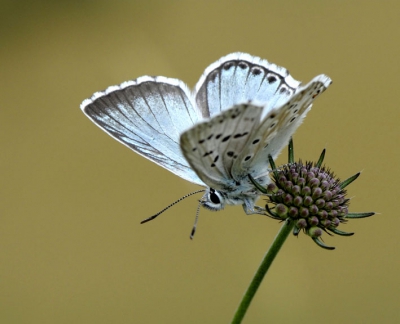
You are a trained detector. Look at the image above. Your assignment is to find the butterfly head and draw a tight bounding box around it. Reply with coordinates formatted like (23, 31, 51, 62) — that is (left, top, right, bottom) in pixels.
(200, 188, 226, 211)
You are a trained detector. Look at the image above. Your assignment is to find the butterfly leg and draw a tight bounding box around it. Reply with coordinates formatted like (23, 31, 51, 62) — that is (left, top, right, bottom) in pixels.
(242, 200, 266, 215)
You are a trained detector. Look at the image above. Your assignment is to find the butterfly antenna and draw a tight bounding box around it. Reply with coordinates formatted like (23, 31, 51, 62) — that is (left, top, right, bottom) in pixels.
(190, 198, 203, 240)
(140, 189, 206, 224)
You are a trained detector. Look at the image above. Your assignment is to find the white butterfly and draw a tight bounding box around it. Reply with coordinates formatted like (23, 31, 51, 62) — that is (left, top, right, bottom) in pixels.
(81, 53, 331, 225)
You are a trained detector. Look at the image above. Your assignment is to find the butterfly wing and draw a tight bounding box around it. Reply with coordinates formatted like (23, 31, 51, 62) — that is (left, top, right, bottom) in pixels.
(194, 52, 301, 118)
(81, 76, 205, 186)
(180, 103, 264, 191)
(232, 75, 332, 181)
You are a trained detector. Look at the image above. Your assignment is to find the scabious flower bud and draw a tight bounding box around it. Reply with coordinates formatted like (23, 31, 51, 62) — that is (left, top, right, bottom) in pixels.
(275, 204, 289, 218)
(296, 219, 307, 229)
(308, 227, 322, 238)
(252, 140, 375, 250)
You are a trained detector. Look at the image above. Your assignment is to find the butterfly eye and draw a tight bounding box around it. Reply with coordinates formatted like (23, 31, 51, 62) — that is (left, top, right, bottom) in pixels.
(201, 189, 225, 211)
(209, 191, 221, 204)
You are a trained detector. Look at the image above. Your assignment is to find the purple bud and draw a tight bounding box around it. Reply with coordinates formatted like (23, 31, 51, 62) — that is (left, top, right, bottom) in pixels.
(325, 202, 333, 210)
(294, 196, 303, 207)
(283, 193, 293, 205)
(308, 216, 319, 226)
(308, 227, 322, 238)
(302, 186, 311, 196)
(312, 187, 323, 199)
(292, 185, 301, 195)
(315, 198, 325, 208)
(273, 189, 284, 203)
(335, 199, 342, 207)
(307, 172, 316, 181)
(320, 180, 329, 190)
(304, 196, 313, 206)
(296, 218, 307, 229)
(300, 207, 309, 218)
(276, 204, 289, 218)
(331, 217, 340, 227)
(298, 178, 306, 186)
(318, 210, 328, 220)
(289, 207, 299, 218)
(323, 190, 332, 201)
(321, 219, 331, 227)
(309, 204, 319, 214)
(310, 178, 320, 187)
(291, 172, 299, 182)
(267, 183, 277, 192)
(285, 181, 293, 190)
(278, 175, 287, 184)
(329, 210, 338, 218)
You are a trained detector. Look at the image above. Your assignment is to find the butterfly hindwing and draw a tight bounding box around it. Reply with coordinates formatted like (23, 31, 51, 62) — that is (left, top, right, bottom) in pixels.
(180, 103, 263, 191)
(81, 76, 205, 186)
(194, 53, 301, 119)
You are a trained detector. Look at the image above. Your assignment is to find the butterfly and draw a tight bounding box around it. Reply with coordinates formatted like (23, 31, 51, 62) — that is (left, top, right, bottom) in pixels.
(81, 53, 331, 232)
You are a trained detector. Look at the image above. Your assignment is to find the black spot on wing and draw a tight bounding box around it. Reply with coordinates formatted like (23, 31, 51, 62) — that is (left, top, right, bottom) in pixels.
(238, 62, 248, 69)
(251, 67, 262, 75)
(279, 87, 288, 94)
(209, 70, 219, 82)
(223, 61, 234, 70)
(233, 132, 249, 139)
(203, 150, 213, 157)
(210, 155, 219, 168)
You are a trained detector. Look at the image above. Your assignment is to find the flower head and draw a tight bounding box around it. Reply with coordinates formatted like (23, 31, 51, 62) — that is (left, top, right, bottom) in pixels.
(250, 139, 375, 250)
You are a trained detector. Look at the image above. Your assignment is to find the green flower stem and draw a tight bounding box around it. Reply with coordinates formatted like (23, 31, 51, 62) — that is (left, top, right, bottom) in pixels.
(231, 219, 295, 324)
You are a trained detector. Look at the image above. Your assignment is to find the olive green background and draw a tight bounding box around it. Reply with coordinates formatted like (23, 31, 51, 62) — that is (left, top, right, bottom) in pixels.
(1, 1, 398, 323)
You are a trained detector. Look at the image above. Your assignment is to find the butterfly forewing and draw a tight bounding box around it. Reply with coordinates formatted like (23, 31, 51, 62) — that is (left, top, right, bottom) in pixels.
(180, 104, 263, 190)
(81, 76, 205, 186)
(232, 75, 332, 181)
(194, 53, 301, 119)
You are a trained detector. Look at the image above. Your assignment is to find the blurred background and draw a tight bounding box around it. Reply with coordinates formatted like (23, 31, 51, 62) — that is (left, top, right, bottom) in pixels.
(1, 1, 398, 323)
